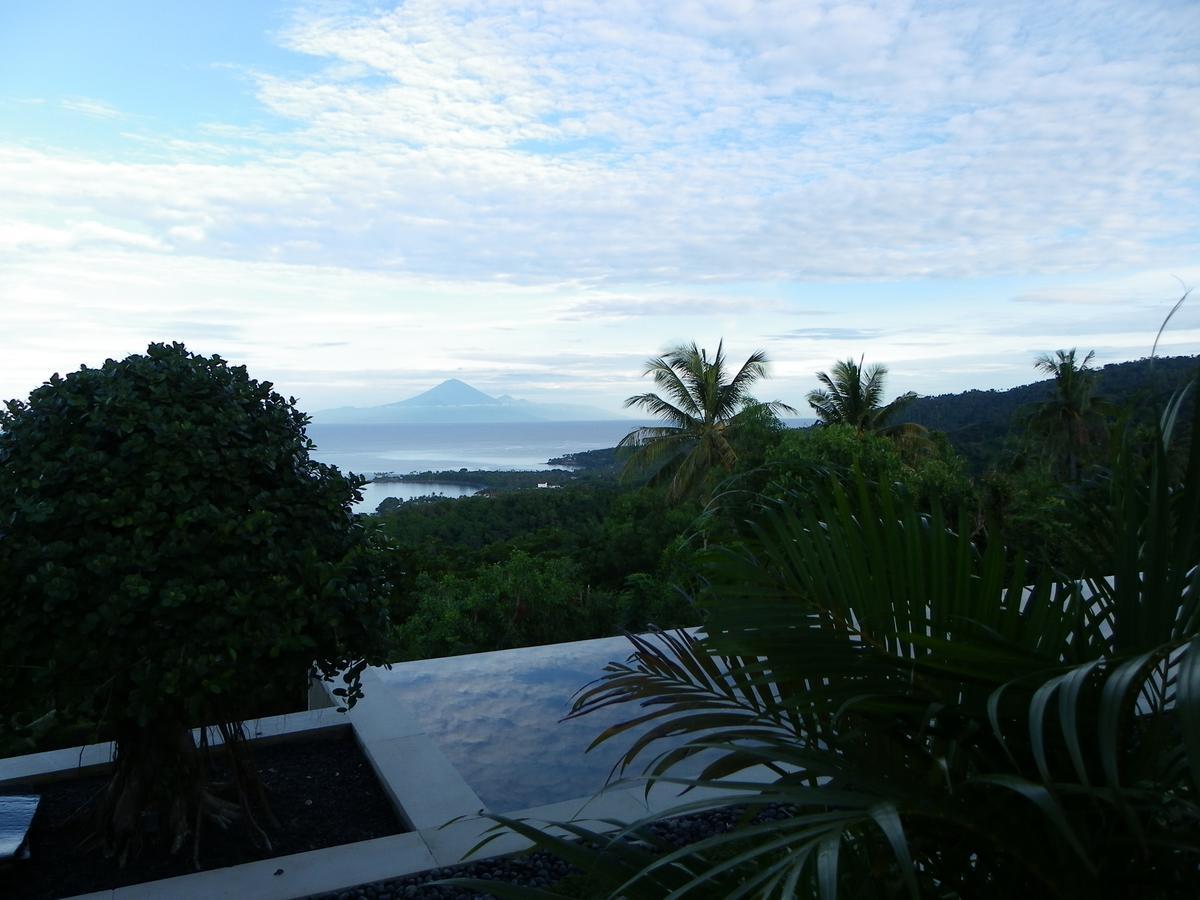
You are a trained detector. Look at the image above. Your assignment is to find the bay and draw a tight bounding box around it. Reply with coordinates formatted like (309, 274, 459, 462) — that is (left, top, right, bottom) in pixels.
(306, 420, 639, 512)
(352, 480, 482, 513)
(307, 418, 814, 512)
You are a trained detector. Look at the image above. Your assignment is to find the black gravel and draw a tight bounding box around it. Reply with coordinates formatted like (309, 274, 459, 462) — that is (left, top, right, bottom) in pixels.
(1, 728, 405, 900)
(307, 804, 795, 900)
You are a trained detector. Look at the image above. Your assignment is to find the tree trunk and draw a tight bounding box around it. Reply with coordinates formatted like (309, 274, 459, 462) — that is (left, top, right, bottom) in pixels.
(96, 716, 272, 867)
(99, 717, 207, 864)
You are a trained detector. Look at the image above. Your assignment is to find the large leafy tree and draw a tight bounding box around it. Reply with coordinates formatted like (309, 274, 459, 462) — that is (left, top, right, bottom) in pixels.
(1027, 348, 1111, 481)
(619, 341, 795, 498)
(460, 374, 1200, 899)
(0, 343, 395, 863)
(806, 356, 919, 435)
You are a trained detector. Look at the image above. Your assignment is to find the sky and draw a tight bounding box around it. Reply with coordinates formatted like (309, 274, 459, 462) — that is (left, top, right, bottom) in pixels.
(1, 0, 1198, 416)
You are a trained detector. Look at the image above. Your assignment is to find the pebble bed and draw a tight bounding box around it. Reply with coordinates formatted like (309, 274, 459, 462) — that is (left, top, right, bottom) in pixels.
(308, 804, 792, 900)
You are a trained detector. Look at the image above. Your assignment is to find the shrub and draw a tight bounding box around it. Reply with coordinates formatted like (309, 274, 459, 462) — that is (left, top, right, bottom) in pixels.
(0, 343, 395, 861)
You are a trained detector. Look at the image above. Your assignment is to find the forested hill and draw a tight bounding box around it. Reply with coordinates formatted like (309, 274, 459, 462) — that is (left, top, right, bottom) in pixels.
(905, 353, 1199, 469)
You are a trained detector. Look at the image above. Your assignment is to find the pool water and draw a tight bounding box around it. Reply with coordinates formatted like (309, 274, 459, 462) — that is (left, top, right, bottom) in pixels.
(374, 634, 712, 812)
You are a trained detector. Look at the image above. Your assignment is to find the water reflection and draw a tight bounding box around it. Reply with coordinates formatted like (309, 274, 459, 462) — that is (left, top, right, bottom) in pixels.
(375, 635, 710, 812)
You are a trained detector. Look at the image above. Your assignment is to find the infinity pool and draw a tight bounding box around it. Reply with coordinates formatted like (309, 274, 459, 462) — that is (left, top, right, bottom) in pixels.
(375, 634, 711, 812)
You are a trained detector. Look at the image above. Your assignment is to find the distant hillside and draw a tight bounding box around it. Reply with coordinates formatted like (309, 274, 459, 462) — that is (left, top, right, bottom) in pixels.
(315, 378, 626, 424)
(906, 354, 1199, 470)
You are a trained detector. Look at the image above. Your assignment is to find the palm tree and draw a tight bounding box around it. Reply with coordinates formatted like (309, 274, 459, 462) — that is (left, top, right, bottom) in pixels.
(456, 375, 1200, 899)
(807, 356, 919, 434)
(1027, 348, 1111, 481)
(618, 341, 796, 499)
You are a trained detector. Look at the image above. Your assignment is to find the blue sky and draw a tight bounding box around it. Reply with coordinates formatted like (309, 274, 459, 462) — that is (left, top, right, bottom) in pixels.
(1, 0, 1198, 414)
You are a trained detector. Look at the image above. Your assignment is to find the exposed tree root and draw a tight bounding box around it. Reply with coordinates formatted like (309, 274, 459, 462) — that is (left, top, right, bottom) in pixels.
(92, 717, 275, 868)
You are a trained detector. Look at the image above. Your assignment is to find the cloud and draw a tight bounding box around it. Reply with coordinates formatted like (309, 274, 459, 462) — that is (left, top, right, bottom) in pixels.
(1010, 270, 1200, 307)
(59, 97, 123, 119)
(557, 293, 798, 322)
(0, 248, 657, 408)
(2, 1, 1198, 410)
(2, 244, 1195, 415)
(770, 327, 882, 341)
(153, 320, 244, 342)
(167, 225, 208, 243)
(0, 1, 1194, 285)
(0, 219, 166, 251)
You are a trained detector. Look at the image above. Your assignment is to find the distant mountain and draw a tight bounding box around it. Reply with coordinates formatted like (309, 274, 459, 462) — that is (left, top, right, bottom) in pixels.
(314, 378, 628, 424)
(390, 378, 497, 408)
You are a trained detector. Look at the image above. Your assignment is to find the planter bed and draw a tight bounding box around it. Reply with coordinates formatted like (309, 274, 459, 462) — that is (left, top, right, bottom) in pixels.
(1, 727, 405, 900)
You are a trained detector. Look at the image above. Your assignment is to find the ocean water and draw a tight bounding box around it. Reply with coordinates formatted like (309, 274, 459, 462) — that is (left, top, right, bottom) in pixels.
(306, 420, 639, 512)
(307, 418, 813, 476)
(306, 420, 637, 476)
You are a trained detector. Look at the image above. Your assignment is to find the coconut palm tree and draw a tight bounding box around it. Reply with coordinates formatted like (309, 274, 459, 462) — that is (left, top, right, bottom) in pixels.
(1027, 348, 1111, 481)
(807, 356, 919, 435)
(618, 341, 796, 499)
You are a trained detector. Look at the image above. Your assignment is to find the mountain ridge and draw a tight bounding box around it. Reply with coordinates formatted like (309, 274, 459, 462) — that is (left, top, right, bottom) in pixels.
(904, 353, 1199, 470)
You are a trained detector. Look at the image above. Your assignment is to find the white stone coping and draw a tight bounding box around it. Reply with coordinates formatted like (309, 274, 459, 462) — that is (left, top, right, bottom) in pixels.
(65, 832, 437, 900)
(1, 669, 777, 900)
(0, 708, 349, 789)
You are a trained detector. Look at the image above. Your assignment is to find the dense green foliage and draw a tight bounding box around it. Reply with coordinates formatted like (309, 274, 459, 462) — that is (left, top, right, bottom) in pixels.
(0, 343, 394, 860)
(547, 445, 622, 475)
(376, 484, 690, 585)
(463, 375, 1200, 900)
(395, 552, 613, 659)
(761, 424, 972, 510)
(375, 483, 702, 658)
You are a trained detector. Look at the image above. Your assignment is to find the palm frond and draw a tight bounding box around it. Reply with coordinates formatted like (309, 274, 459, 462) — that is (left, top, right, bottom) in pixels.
(806, 389, 841, 425)
(621, 340, 794, 499)
(618, 428, 695, 487)
(645, 353, 704, 419)
(623, 392, 698, 430)
(808, 358, 917, 437)
(1152, 286, 1191, 359)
